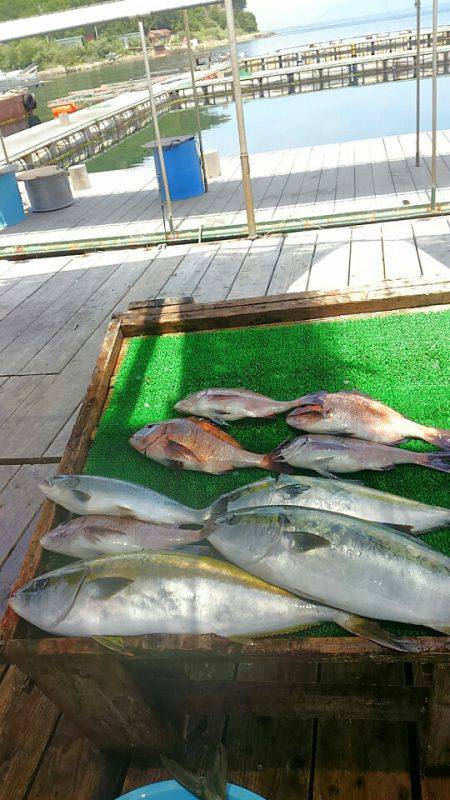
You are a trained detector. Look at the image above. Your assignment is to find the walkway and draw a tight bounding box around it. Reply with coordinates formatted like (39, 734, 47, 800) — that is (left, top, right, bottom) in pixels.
(2, 129, 450, 252)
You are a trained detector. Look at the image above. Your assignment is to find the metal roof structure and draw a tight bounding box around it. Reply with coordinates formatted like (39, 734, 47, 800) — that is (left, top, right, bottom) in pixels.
(0, 0, 217, 43)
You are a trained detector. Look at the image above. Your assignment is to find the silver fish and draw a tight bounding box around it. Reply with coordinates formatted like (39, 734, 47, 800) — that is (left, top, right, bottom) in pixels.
(175, 388, 303, 424)
(8, 551, 410, 650)
(39, 474, 208, 526)
(287, 390, 450, 449)
(210, 475, 450, 535)
(267, 434, 450, 477)
(40, 515, 204, 559)
(206, 506, 450, 633)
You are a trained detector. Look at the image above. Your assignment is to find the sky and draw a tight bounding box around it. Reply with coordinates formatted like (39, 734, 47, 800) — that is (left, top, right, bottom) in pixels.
(245, 1, 436, 31)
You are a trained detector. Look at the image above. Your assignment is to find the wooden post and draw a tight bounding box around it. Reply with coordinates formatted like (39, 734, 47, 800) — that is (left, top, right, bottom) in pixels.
(421, 662, 450, 770)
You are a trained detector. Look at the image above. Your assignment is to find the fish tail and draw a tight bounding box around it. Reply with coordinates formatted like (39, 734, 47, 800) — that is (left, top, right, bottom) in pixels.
(333, 611, 418, 652)
(415, 451, 450, 473)
(419, 425, 450, 451)
(262, 439, 295, 474)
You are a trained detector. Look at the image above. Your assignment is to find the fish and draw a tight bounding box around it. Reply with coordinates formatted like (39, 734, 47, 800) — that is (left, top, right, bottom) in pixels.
(175, 388, 304, 424)
(40, 515, 204, 559)
(205, 506, 450, 633)
(266, 434, 450, 477)
(129, 418, 278, 475)
(8, 551, 412, 650)
(162, 744, 227, 800)
(39, 474, 208, 526)
(287, 390, 450, 449)
(210, 475, 450, 535)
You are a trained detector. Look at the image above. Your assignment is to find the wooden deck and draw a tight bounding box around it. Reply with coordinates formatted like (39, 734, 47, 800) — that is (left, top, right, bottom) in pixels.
(2, 129, 450, 251)
(0, 217, 449, 797)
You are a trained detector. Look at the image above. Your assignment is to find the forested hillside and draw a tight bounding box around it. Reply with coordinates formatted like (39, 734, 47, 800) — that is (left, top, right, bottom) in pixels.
(0, 1, 258, 70)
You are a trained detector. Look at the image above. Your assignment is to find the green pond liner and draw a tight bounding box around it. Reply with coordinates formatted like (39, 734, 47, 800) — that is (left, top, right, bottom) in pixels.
(55, 305, 450, 644)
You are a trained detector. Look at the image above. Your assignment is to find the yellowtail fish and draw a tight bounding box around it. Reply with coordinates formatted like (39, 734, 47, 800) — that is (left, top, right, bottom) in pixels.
(8, 552, 412, 650)
(287, 390, 450, 449)
(39, 474, 207, 526)
(211, 475, 450, 535)
(205, 507, 450, 633)
(130, 418, 279, 475)
(267, 434, 450, 477)
(40, 515, 204, 559)
(175, 388, 304, 424)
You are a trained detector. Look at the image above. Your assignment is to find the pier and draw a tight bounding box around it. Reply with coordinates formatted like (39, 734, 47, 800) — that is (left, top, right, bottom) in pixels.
(2, 128, 450, 257)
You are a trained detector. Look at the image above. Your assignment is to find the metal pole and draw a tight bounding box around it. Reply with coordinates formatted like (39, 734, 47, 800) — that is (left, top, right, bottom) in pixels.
(415, 0, 421, 166)
(183, 8, 208, 191)
(224, 0, 256, 238)
(0, 127, 10, 164)
(138, 20, 174, 234)
(431, 0, 439, 208)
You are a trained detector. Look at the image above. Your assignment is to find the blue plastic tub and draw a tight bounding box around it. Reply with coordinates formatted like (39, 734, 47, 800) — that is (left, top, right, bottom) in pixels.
(119, 780, 264, 800)
(152, 135, 205, 201)
(0, 165, 25, 228)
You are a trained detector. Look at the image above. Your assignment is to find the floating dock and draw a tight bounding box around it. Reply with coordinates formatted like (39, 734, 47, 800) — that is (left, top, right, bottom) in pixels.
(1, 128, 450, 257)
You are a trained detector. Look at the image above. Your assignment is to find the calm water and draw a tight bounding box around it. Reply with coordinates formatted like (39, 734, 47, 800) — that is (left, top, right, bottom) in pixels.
(33, 10, 450, 172)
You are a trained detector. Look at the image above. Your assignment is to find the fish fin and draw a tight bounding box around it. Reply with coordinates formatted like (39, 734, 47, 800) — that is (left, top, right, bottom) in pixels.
(92, 635, 136, 656)
(166, 439, 201, 462)
(73, 489, 91, 503)
(420, 428, 450, 450)
(377, 521, 416, 534)
(288, 403, 325, 420)
(188, 417, 241, 446)
(335, 612, 418, 652)
(263, 438, 296, 474)
(115, 504, 135, 518)
(161, 754, 207, 798)
(87, 576, 134, 600)
(179, 522, 205, 531)
(431, 625, 450, 635)
(418, 452, 450, 473)
(280, 483, 311, 499)
(85, 524, 126, 542)
(51, 573, 86, 626)
(288, 529, 331, 552)
(210, 416, 230, 427)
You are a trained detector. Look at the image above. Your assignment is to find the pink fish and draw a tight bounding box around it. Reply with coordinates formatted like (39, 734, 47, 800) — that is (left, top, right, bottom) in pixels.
(287, 390, 450, 449)
(130, 417, 281, 475)
(175, 388, 304, 424)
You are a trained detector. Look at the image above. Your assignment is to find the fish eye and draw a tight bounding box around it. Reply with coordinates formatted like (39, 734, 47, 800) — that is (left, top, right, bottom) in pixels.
(226, 515, 242, 525)
(31, 578, 48, 592)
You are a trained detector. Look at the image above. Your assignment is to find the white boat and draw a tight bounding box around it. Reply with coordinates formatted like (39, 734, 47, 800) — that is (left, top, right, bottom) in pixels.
(0, 64, 40, 93)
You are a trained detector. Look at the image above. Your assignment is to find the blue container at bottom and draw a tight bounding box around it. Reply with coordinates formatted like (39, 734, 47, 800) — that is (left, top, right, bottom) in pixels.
(119, 780, 265, 800)
(153, 135, 205, 201)
(0, 165, 25, 228)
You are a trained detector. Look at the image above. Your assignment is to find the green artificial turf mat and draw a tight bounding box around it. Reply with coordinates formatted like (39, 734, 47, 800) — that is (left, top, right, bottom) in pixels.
(83, 307, 450, 640)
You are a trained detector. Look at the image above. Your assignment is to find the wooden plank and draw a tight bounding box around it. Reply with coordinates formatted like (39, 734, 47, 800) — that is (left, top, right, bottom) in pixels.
(412, 217, 450, 278)
(225, 661, 317, 799)
(43, 406, 80, 461)
(383, 134, 419, 205)
(19, 249, 148, 375)
(0, 251, 126, 375)
(0, 463, 53, 574)
(272, 145, 313, 221)
(227, 236, 284, 300)
(26, 715, 127, 800)
(313, 663, 413, 799)
(307, 227, 351, 291)
(421, 663, 450, 770)
(0, 666, 60, 800)
(194, 238, 253, 303)
(0, 376, 54, 430)
(0, 257, 71, 323)
(382, 220, 422, 281)
(349, 224, 384, 286)
(267, 231, 316, 295)
(159, 243, 221, 299)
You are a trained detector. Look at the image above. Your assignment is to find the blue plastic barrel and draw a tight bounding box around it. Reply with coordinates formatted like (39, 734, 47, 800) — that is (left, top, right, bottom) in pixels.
(118, 779, 265, 799)
(152, 136, 205, 201)
(0, 165, 25, 228)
